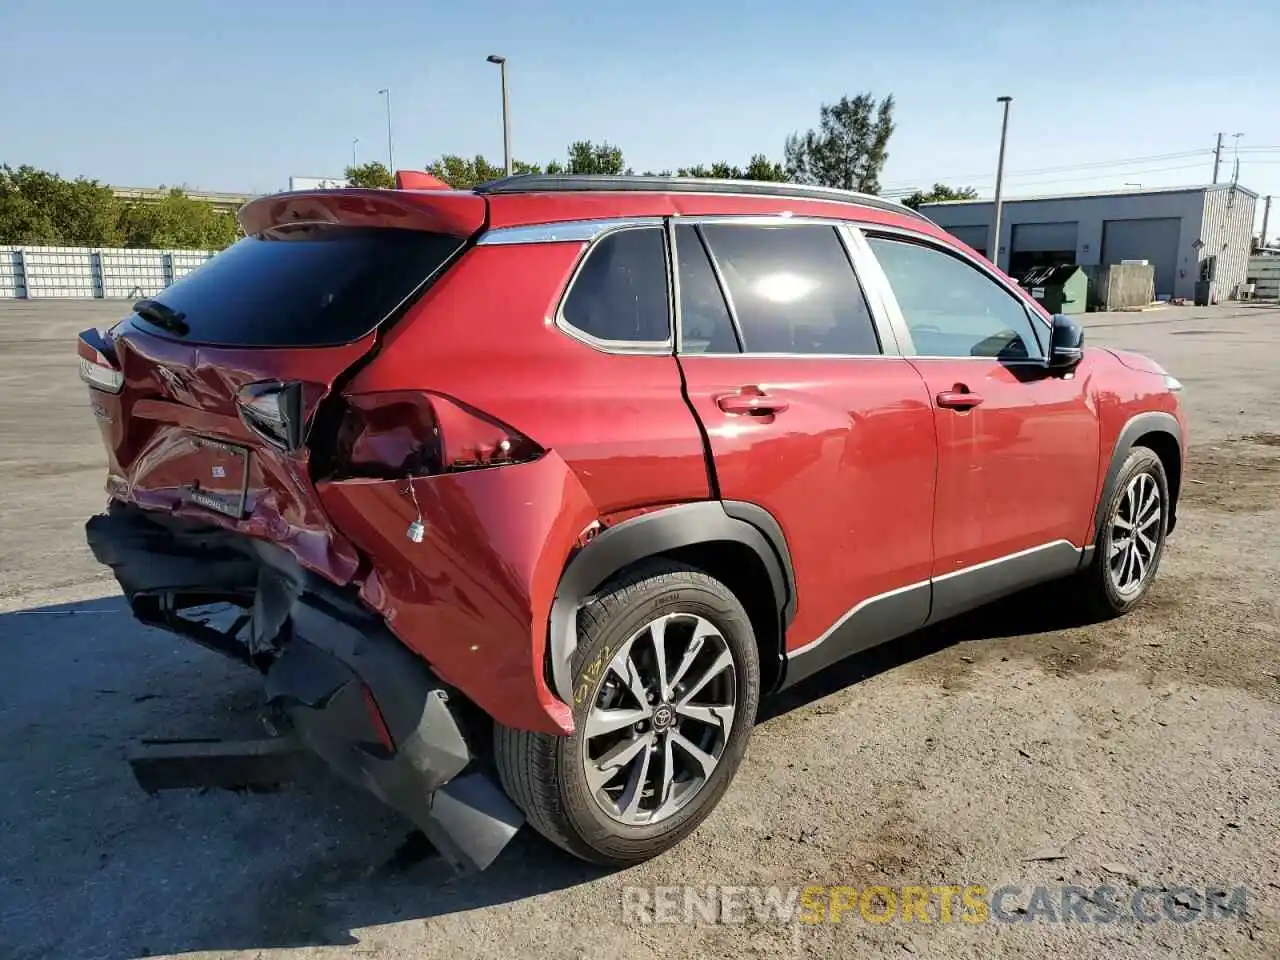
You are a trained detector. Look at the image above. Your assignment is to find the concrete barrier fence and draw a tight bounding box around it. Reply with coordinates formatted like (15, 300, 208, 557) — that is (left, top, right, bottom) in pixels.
(0, 246, 218, 299)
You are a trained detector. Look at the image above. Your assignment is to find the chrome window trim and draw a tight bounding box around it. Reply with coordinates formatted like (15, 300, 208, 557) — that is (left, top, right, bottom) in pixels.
(667, 219, 687, 354)
(674, 216, 894, 360)
(675, 214, 849, 228)
(838, 223, 902, 356)
(552, 222, 675, 354)
(860, 226, 1051, 362)
(675, 351, 908, 361)
(478, 217, 663, 245)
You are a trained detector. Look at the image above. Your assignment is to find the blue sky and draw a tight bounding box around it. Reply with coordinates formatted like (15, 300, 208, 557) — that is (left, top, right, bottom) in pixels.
(2, 0, 1276, 238)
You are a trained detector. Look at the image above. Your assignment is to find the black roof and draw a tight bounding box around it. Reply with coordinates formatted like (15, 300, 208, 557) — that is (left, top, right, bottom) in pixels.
(474, 174, 931, 223)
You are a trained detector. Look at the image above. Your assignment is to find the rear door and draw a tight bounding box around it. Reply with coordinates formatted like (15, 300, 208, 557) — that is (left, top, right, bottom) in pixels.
(79, 189, 486, 583)
(673, 219, 937, 677)
(860, 232, 1100, 619)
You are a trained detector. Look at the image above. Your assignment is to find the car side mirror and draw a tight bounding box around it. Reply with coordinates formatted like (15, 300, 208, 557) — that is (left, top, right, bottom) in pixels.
(1047, 314, 1084, 370)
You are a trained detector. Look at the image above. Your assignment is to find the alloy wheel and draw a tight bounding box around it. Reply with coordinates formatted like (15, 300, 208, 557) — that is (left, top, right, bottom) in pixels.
(1108, 472, 1162, 597)
(581, 613, 737, 825)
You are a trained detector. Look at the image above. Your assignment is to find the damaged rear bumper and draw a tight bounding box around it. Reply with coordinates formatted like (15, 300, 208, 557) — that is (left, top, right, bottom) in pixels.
(86, 503, 523, 871)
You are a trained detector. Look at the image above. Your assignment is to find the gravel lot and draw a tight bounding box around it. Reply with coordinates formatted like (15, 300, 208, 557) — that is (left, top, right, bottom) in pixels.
(1, 301, 1276, 960)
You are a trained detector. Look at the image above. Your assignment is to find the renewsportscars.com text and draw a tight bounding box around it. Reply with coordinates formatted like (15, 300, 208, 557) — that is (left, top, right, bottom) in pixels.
(621, 884, 1249, 926)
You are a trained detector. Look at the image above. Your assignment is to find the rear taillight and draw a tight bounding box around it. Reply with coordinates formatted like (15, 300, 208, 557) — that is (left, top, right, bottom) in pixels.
(236, 382, 304, 451)
(319, 390, 542, 480)
(77, 328, 124, 394)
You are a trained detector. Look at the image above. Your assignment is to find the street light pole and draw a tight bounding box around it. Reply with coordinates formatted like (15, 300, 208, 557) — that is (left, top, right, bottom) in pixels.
(352, 138, 359, 167)
(377, 88, 394, 172)
(990, 96, 1013, 271)
(486, 55, 512, 176)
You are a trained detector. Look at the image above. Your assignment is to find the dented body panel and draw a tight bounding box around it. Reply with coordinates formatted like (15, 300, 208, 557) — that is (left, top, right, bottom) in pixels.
(318, 453, 596, 735)
(88, 318, 372, 582)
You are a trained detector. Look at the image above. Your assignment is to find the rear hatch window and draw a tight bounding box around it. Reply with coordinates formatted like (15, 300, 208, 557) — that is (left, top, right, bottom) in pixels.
(133, 225, 464, 347)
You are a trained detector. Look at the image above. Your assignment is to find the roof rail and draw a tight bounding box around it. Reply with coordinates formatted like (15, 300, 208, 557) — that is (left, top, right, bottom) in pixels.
(473, 174, 932, 223)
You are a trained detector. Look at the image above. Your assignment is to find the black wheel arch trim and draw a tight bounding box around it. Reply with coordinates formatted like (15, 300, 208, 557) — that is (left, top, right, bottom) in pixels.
(547, 500, 795, 705)
(1094, 411, 1182, 536)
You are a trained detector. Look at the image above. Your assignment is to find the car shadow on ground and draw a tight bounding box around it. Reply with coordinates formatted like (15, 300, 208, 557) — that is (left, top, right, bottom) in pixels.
(0, 583, 1099, 957)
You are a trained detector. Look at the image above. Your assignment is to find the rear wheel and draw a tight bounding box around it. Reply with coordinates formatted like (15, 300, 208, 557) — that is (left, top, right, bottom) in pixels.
(1076, 447, 1169, 617)
(495, 560, 760, 866)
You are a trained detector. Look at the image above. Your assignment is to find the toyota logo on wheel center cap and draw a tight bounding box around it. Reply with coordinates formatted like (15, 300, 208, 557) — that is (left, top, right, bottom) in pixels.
(652, 704, 675, 730)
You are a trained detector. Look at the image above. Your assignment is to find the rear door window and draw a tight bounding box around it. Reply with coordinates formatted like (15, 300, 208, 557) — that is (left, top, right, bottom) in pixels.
(699, 224, 881, 355)
(561, 227, 671, 344)
(134, 225, 463, 347)
(675, 224, 740, 354)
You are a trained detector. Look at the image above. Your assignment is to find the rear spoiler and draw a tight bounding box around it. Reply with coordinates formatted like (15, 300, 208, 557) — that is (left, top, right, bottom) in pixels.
(395, 170, 452, 190)
(238, 186, 485, 238)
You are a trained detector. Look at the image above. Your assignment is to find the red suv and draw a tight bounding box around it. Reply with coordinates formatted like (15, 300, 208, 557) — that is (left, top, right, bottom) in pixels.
(80, 175, 1187, 870)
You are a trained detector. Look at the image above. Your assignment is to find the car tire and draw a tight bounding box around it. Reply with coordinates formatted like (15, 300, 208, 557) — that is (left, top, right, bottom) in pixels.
(494, 559, 760, 866)
(1076, 446, 1170, 618)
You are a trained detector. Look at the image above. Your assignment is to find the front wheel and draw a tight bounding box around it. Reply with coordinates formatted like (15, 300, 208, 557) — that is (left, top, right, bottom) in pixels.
(1076, 446, 1170, 617)
(495, 560, 760, 866)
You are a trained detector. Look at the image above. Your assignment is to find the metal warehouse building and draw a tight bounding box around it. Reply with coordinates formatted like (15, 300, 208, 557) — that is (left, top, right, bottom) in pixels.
(920, 184, 1258, 302)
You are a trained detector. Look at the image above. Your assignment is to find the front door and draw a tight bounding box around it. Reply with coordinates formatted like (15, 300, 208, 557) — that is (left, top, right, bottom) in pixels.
(672, 219, 937, 677)
(861, 233, 1100, 620)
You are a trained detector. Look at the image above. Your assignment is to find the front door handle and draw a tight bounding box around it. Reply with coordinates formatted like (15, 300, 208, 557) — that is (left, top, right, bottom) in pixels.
(936, 388, 984, 410)
(716, 391, 790, 416)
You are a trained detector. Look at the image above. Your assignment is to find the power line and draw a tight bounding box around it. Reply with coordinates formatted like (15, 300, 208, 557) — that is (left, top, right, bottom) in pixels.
(880, 149, 1214, 190)
(907, 161, 1215, 194)
(994, 161, 1213, 188)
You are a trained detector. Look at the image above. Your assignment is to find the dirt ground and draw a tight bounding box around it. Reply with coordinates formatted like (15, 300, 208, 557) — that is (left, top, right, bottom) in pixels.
(0, 301, 1276, 960)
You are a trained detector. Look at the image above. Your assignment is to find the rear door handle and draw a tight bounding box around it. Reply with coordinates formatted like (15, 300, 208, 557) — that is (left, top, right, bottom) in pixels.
(936, 389, 984, 410)
(716, 392, 789, 416)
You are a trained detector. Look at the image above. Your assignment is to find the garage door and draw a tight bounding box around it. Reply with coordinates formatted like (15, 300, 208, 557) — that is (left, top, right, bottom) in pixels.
(1101, 218, 1181, 298)
(1011, 221, 1078, 253)
(1010, 221, 1079, 276)
(945, 224, 989, 257)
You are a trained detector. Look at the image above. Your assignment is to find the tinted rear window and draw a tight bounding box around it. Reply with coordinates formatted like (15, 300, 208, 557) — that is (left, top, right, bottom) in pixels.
(136, 226, 463, 347)
(560, 227, 671, 343)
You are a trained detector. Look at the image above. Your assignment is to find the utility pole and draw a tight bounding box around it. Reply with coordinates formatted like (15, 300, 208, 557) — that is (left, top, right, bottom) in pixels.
(378, 88, 394, 172)
(1261, 195, 1273, 250)
(1213, 132, 1223, 184)
(486, 55, 512, 176)
(990, 96, 1013, 271)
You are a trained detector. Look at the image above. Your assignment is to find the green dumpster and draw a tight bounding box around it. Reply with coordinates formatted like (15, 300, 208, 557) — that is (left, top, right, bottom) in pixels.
(1019, 264, 1087, 315)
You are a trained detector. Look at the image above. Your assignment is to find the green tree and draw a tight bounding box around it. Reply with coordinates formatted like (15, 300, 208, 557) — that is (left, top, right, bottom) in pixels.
(343, 161, 396, 188)
(0, 165, 122, 245)
(784, 93, 896, 193)
(674, 155, 788, 181)
(119, 189, 239, 249)
(423, 154, 540, 189)
(0, 171, 58, 244)
(743, 154, 788, 182)
(901, 183, 979, 210)
(565, 141, 625, 175)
